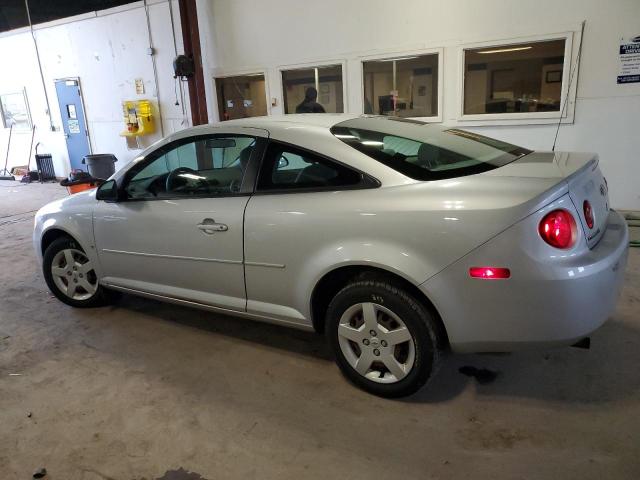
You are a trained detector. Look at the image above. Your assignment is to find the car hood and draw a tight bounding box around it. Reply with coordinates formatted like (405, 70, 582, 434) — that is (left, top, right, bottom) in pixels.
(36, 189, 97, 217)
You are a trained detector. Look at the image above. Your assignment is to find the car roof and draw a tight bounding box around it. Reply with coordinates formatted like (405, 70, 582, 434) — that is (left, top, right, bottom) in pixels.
(218, 113, 362, 129)
(182, 114, 366, 149)
(116, 114, 426, 187)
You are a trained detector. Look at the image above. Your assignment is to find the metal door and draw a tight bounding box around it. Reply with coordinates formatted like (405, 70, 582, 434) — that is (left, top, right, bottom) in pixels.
(55, 78, 90, 171)
(94, 197, 250, 311)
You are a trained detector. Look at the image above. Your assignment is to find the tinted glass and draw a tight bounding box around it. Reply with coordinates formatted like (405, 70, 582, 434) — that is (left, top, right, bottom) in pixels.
(215, 75, 267, 121)
(331, 117, 531, 180)
(282, 65, 344, 114)
(257, 142, 362, 191)
(363, 54, 438, 117)
(464, 39, 565, 115)
(126, 135, 256, 199)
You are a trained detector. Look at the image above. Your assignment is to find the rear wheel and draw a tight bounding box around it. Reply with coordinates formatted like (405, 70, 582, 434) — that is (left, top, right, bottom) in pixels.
(326, 278, 442, 398)
(43, 237, 114, 308)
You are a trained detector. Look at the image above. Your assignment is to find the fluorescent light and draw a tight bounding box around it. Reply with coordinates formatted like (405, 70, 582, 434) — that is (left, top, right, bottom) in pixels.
(476, 46, 532, 54)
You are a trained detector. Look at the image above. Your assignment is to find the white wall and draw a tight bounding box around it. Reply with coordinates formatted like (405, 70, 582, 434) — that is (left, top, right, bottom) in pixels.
(198, 0, 640, 210)
(0, 0, 191, 178)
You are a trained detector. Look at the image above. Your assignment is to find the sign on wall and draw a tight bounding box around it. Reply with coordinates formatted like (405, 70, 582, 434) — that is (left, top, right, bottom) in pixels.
(617, 35, 640, 84)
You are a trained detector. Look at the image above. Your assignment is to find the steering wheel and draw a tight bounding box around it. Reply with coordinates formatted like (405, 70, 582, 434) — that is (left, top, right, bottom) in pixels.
(165, 167, 207, 193)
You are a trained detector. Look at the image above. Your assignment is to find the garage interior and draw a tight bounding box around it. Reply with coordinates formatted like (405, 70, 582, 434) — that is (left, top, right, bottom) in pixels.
(1, 0, 640, 479)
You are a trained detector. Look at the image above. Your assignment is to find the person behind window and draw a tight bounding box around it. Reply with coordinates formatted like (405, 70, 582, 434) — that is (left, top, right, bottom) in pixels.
(295, 87, 326, 113)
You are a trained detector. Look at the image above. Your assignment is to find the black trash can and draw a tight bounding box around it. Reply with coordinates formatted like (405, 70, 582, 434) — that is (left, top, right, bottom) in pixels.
(82, 154, 117, 180)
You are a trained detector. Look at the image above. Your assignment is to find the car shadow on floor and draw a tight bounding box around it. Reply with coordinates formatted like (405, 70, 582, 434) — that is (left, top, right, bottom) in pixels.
(112, 294, 640, 406)
(115, 294, 333, 361)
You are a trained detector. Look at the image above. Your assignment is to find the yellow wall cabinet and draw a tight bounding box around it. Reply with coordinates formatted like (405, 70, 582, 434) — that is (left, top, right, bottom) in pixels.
(120, 99, 155, 137)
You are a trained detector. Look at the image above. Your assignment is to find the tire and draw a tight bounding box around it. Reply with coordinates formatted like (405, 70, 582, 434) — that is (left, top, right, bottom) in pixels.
(326, 278, 442, 398)
(43, 236, 114, 308)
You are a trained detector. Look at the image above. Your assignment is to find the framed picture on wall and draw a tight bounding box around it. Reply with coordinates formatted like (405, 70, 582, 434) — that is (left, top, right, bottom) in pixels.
(546, 70, 562, 83)
(0, 88, 32, 131)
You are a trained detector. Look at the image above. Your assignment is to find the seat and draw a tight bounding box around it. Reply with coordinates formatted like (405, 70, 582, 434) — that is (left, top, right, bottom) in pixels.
(417, 143, 440, 170)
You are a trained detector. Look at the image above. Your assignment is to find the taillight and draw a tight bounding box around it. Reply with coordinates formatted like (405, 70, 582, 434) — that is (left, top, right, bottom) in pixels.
(538, 209, 577, 249)
(469, 267, 511, 279)
(583, 200, 594, 229)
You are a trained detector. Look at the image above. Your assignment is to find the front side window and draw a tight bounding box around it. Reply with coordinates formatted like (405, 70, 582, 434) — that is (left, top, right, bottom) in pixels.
(363, 53, 439, 118)
(331, 117, 531, 180)
(463, 39, 566, 115)
(282, 65, 344, 114)
(125, 135, 256, 199)
(257, 142, 362, 191)
(215, 75, 268, 121)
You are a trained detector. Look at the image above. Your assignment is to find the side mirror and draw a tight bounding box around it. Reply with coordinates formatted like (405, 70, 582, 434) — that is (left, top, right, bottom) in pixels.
(278, 156, 289, 168)
(96, 179, 119, 202)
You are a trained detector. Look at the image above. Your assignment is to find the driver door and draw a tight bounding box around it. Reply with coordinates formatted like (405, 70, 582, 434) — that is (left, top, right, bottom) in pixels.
(93, 131, 265, 311)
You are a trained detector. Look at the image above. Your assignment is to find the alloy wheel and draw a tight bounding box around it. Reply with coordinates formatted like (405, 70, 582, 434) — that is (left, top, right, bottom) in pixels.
(337, 302, 416, 383)
(50, 248, 98, 301)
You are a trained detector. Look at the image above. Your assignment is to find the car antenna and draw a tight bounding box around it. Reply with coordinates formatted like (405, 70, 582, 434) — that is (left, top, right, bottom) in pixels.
(552, 20, 586, 152)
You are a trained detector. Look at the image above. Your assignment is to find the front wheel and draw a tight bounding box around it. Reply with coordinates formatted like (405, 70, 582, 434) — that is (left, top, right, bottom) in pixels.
(43, 237, 114, 308)
(326, 279, 442, 398)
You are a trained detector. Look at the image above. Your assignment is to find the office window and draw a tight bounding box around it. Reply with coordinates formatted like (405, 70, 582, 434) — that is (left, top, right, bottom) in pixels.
(282, 65, 344, 114)
(463, 39, 566, 115)
(215, 74, 268, 121)
(0, 89, 32, 131)
(363, 53, 439, 118)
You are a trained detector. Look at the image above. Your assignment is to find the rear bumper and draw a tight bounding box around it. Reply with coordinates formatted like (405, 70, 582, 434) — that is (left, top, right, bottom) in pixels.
(421, 209, 629, 353)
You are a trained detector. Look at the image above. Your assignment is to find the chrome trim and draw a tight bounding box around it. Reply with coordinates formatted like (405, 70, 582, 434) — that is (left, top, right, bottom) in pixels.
(102, 283, 313, 331)
(102, 248, 242, 265)
(244, 261, 286, 269)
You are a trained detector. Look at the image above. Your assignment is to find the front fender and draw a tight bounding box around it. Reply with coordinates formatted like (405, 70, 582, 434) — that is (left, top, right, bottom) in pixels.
(33, 191, 100, 277)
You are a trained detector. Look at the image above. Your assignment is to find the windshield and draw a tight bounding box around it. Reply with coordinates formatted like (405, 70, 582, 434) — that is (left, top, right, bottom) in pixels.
(330, 117, 531, 180)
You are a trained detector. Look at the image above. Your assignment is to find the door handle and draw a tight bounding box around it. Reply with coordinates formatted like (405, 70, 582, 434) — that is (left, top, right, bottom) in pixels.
(197, 218, 228, 234)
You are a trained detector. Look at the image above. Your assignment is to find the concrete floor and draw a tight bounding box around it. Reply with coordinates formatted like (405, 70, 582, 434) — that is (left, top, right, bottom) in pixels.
(1, 180, 639, 480)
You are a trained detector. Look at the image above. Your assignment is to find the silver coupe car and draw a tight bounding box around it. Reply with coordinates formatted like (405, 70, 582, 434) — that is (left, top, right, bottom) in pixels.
(34, 114, 629, 397)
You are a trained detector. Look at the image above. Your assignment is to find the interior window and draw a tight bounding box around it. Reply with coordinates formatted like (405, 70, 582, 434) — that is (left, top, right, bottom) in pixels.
(363, 53, 439, 118)
(215, 75, 268, 121)
(125, 135, 256, 199)
(463, 39, 566, 115)
(281, 65, 344, 114)
(257, 142, 362, 191)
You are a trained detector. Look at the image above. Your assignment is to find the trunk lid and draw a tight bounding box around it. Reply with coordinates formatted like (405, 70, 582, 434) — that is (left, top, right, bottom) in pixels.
(484, 151, 610, 248)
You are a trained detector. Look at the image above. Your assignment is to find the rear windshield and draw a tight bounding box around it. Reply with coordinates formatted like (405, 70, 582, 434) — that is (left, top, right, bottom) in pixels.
(330, 117, 531, 180)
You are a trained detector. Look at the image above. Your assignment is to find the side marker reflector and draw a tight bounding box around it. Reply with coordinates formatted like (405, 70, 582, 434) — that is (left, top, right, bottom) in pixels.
(469, 267, 511, 279)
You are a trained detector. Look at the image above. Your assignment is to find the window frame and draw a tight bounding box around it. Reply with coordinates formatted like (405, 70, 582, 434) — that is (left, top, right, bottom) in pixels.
(0, 87, 33, 131)
(119, 133, 267, 202)
(359, 47, 444, 123)
(278, 59, 348, 114)
(457, 31, 577, 126)
(213, 70, 271, 122)
(254, 139, 380, 195)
